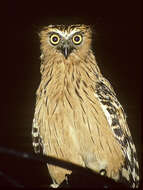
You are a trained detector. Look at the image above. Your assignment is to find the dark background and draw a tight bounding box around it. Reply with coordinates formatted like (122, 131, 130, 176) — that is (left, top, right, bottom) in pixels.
(0, 1, 142, 188)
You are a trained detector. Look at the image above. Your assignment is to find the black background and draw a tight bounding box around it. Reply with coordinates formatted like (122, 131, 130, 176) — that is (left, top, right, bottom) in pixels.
(0, 0, 142, 188)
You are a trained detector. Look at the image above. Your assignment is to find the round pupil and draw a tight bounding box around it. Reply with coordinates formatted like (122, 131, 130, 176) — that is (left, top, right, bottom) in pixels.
(74, 36, 80, 42)
(52, 36, 58, 42)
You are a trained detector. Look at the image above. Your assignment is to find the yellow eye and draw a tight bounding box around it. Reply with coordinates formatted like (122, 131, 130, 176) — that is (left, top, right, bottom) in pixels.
(72, 34, 82, 45)
(50, 34, 60, 45)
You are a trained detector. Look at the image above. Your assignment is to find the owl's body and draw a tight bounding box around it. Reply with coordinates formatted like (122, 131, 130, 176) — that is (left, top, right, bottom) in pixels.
(32, 24, 139, 188)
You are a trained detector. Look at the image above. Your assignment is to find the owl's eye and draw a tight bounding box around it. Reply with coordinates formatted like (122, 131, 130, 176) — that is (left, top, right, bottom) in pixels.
(72, 34, 82, 45)
(50, 34, 60, 45)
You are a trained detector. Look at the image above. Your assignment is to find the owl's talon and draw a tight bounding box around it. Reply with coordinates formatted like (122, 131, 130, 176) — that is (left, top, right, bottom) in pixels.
(100, 169, 107, 176)
(65, 174, 70, 184)
(50, 183, 59, 188)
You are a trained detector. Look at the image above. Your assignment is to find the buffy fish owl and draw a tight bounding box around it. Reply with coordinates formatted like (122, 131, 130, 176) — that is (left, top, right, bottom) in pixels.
(32, 24, 139, 188)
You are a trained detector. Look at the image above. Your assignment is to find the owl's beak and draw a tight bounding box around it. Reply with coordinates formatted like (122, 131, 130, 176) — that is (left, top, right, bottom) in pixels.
(61, 44, 73, 59)
(64, 47, 69, 59)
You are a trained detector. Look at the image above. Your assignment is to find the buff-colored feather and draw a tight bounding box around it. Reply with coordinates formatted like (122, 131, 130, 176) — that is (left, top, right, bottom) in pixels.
(32, 24, 139, 188)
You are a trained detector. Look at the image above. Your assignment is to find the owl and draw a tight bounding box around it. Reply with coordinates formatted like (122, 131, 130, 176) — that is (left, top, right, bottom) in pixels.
(32, 24, 139, 188)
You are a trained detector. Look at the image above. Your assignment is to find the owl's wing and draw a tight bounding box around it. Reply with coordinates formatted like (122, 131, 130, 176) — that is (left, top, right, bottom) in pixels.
(32, 118, 43, 154)
(95, 76, 139, 188)
(32, 94, 44, 154)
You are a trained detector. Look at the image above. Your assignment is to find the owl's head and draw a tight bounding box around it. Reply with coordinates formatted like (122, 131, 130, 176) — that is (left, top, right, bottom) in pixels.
(40, 24, 93, 60)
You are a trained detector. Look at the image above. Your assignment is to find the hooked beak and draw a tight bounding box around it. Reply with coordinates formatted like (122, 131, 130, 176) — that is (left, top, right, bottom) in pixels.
(63, 47, 69, 59)
(60, 44, 73, 59)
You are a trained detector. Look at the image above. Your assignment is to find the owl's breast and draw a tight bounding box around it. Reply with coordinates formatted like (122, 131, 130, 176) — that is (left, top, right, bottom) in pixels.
(40, 88, 124, 177)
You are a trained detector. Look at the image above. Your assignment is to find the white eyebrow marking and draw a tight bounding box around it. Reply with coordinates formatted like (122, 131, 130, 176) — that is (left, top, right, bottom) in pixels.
(54, 29, 80, 39)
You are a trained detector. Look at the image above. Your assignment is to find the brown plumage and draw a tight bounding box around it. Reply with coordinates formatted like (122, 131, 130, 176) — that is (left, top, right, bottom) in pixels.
(32, 24, 139, 188)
